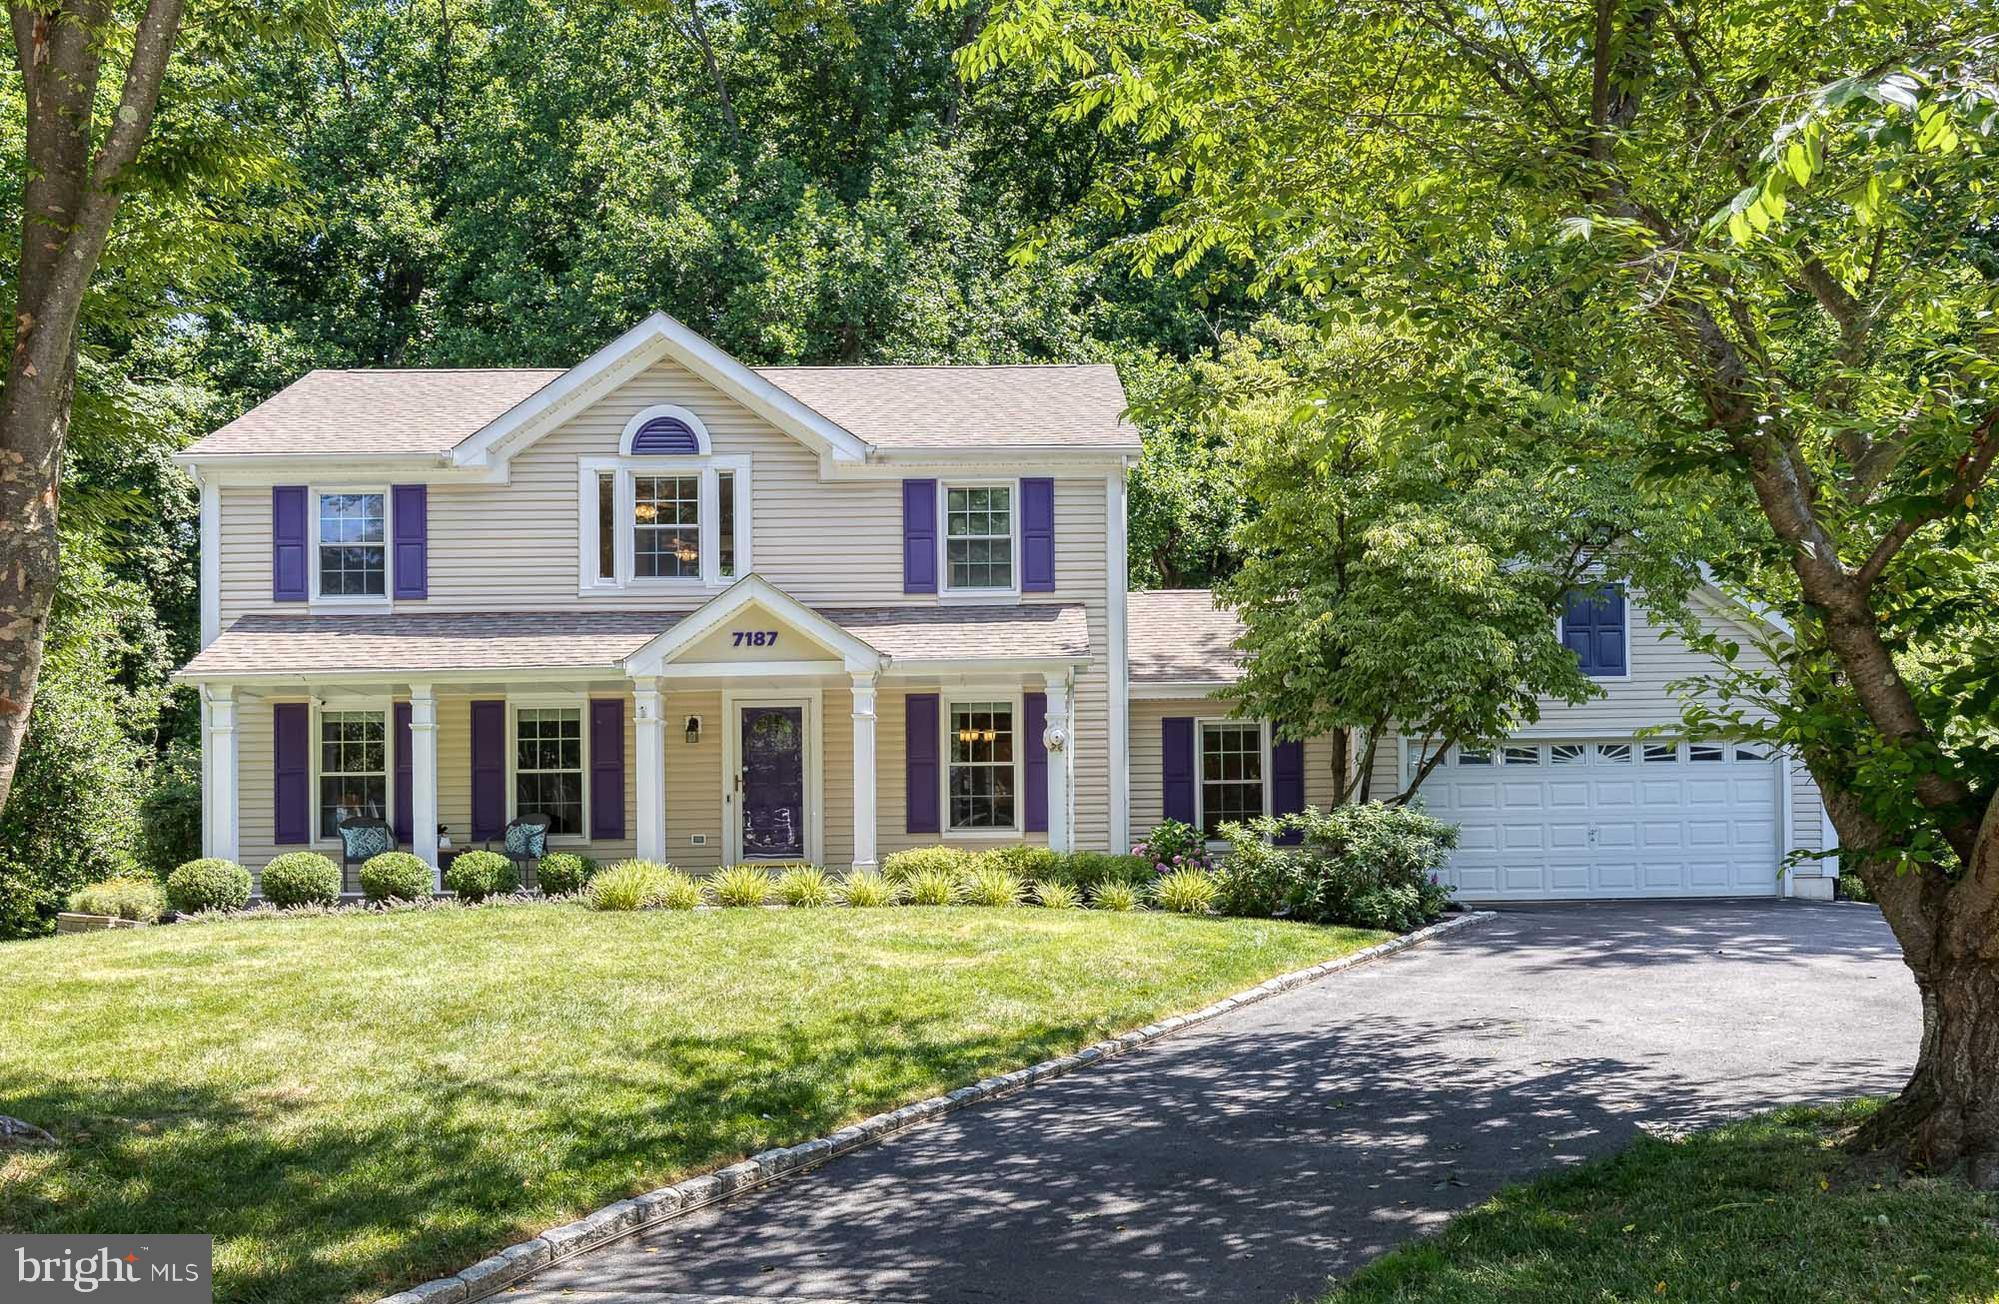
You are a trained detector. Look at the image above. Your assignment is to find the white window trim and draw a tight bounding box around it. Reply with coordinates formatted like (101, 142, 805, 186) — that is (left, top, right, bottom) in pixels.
(506, 693, 592, 846)
(942, 687, 1027, 837)
(309, 696, 395, 849)
(309, 486, 392, 607)
(1194, 717, 1272, 844)
(1555, 581, 1634, 682)
(577, 455, 751, 594)
(938, 479, 1022, 600)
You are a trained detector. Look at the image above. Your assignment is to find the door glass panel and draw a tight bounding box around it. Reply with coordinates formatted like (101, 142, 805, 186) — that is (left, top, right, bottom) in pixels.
(741, 706, 805, 859)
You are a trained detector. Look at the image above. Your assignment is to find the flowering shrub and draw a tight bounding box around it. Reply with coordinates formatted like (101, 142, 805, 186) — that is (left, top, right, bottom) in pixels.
(1214, 804, 1457, 931)
(1134, 818, 1216, 876)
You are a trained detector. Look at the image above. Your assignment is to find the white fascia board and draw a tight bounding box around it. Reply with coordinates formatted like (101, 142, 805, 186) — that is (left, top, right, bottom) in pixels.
(880, 657, 1087, 681)
(172, 665, 626, 688)
(820, 447, 1136, 480)
(1695, 563, 1796, 639)
(452, 312, 872, 469)
(172, 453, 509, 488)
(1128, 680, 1239, 700)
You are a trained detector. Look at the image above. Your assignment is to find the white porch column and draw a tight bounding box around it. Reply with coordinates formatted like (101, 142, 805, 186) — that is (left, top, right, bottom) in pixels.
(850, 672, 879, 871)
(634, 680, 666, 861)
(1042, 671, 1073, 854)
(409, 684, 439, 881)
(203, 684, 240, 863)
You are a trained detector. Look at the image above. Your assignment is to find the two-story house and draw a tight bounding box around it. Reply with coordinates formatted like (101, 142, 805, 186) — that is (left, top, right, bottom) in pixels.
(174, 312, 1837, 902)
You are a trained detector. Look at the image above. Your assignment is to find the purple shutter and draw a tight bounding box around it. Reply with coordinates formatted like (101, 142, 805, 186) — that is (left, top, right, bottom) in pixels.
(1565, 584, 1627, 676)
(1161, 716, 1196, 825)
(1595, 585, 1627, 674)
(1271, 736, 1305, 844)
(1024, 691, 1048, 833)
(393, 701, 414, 843)
(273, 702, 310, 844)
(272, 486, 308, 602)
(1021, 478, 1055, 593)
(905, 693, 940, 834)
(902, 479, 937, 594)
(589, 699, 626, 841)
(392, 484, 428, 600)
(471, 700, 506, 841)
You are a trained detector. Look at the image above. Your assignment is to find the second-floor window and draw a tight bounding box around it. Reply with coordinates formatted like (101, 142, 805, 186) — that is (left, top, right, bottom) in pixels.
(579, 406, 748, 592)
(944, 484, 1015, 592)
(316, 491, 387, 599)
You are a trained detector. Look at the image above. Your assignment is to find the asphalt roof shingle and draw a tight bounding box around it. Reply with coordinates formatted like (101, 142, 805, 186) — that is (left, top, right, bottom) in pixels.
(178, 604, 1091, 679)
(181, 362, 1135, 458)
(1128, 590, 1244, 685)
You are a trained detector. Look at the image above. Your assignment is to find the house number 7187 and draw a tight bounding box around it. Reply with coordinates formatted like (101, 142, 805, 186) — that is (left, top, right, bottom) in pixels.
(732, 631, 780, 648)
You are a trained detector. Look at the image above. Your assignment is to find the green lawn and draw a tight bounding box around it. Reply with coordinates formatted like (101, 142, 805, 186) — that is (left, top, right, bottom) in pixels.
(0, 904, 1382, 1304)
(1326, 1102, 1999, 1303)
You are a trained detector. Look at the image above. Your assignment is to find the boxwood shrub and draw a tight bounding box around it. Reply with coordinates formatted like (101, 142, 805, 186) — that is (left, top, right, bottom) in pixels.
(165, 858, 253, 913)
(260, 853, 342, 908)
(536, 851, 595, 896)
(359, 852, 433, 903)
(67, 875, 167, 922)
(444, 849, 517, 901)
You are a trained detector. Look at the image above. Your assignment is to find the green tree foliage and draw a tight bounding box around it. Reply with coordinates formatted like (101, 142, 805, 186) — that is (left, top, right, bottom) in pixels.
(1188, 318, 1718, 796)
(964, 0, 1999, 1174)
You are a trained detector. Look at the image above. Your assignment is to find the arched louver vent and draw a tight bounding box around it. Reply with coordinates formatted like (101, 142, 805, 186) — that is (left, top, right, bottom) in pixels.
(630, 415, 701, 454)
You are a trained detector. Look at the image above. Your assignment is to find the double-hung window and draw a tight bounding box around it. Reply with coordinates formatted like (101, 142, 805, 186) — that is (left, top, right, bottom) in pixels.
(947, 699, 1017, 830)
(315, 491, 388, 599)
(580, 407, 748, 591)
(318, 709, 388, 839)
(1198, 721, 1266, 838)
(515, 706, 584, 836)
(943, 484, 1015, 593)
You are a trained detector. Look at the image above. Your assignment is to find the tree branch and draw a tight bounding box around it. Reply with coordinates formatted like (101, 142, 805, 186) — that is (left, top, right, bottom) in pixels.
(1854, 406, 1999, 591)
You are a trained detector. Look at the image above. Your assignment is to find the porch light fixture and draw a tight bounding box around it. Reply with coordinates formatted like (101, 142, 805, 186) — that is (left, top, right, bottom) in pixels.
(684, 715, 702, 745)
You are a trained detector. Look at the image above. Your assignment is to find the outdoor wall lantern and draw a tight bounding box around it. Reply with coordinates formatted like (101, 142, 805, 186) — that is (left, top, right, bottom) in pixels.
(685, 715, 702, 745)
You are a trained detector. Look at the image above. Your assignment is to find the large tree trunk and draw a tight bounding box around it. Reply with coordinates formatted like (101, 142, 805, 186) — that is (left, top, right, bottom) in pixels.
(1857, 957, 1999, 1187)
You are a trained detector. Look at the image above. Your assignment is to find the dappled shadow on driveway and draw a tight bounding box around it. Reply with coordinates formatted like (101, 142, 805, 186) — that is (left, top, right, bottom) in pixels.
(521, 903, 1916, 1304)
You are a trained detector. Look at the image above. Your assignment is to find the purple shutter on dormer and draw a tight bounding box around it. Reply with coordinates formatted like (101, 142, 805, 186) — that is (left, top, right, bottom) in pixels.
(1271, 736, 1305, 844)
(471, 700, 506, 841)
(1021, 478, 1055, 592)
(905, 693, 940, 833)
(1161, 717, 1196, 825)
(393, 701, 414, 843)
(392, 485, 428, 599)
(589, 698, 626, 841)
(273, 702, 310, 844)
(902, 480, 937, 594)
(1024, 691, 1049, 833)
(272, 486, 308, 602)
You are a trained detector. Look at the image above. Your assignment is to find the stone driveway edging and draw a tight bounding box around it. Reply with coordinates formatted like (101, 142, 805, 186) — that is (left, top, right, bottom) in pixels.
(374, 909, 1497, 1304)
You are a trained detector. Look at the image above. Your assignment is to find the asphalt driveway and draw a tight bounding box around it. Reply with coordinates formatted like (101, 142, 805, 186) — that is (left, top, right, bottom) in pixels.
(512, 902, 1916, 1303)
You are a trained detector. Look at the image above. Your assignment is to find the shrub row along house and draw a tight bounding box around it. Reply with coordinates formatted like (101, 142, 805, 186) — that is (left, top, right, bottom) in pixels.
(175, 313, 1838, 903)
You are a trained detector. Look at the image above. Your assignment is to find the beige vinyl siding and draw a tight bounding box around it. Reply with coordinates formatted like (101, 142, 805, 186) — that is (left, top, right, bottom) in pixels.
(663, 689, 723, 871)
(1126, 696, 1342, 838)
(876, 687, 1052, 857)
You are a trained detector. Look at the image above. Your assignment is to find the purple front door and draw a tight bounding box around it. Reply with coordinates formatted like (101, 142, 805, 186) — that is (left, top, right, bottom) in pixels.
(741, 706, 805, 859)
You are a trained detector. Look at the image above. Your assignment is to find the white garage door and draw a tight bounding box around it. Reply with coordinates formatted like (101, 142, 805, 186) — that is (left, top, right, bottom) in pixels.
(1410, 739, 1781, 901)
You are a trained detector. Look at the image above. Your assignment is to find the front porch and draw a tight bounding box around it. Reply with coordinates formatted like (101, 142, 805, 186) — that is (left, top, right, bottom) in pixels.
(183, 577, 1091, 886)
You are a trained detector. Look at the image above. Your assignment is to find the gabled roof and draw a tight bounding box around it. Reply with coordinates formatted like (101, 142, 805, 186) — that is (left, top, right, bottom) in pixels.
(180, 314, 1138, 462)
(621, 575, 885, 675)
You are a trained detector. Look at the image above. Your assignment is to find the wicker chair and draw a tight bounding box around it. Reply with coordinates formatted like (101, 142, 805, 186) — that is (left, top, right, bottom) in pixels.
(488, 813, 552, 890)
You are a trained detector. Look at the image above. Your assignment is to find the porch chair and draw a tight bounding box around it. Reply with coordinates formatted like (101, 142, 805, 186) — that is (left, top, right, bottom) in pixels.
(488, 813, 552, 891)
(334, 816, 399, 893)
